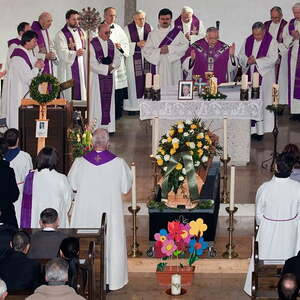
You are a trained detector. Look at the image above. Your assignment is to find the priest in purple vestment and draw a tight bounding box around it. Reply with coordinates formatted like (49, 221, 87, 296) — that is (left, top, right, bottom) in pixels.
(182, 27, 237, 83)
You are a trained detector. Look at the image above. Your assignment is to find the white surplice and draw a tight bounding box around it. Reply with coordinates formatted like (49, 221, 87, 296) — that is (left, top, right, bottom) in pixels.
(5, 37, 21, 69)
(2, 46, 39, 128)
(182, 19, 206, 44)
(55, 27, 86, 101)
(90, 38, 121, 132)
(238, 37, 278, 134)
(8, 150, 33, 225)
(67, 155, 132, 290)
(142, 25, 189, 88)
(283, 20, 300, 113)
(27, 169, 73, 228)
(268, 21, 289, 104)
(244, 176, 300, 296)
(123, 23, 153, 111)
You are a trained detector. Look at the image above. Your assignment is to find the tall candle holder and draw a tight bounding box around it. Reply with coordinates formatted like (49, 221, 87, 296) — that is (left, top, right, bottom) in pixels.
(128, 205, 142, 257)
(220, 157, 231, 203)
(222, 206, 239, 259)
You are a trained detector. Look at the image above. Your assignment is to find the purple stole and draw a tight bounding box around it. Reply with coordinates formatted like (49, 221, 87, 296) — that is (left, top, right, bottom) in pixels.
(7, 38, 21, 48)
(127, 22, 152, 98)
(288, 19, 300, 101)
(151, 27, 181, 74)
(61, 24, 85, 100)
(90, 37, 114, 125)
(245, 32, 273, 84)
(181, 39, 230, 83)
(174, 15, 200, 35)
(10, 47, 33, 69)
(20, 171, 35, 228)
(264, 19, 287, 83)
(83, 150, 117, 166)
(31, 21, 52, 75)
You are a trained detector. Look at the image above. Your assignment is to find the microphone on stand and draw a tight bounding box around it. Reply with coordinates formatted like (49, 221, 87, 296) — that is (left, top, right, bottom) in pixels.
(216, 21, 220, 30)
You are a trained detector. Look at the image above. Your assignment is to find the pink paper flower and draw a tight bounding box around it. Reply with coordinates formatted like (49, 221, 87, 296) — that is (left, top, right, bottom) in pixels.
(161, 240, 177, 256)
(180, 223, 191, 244)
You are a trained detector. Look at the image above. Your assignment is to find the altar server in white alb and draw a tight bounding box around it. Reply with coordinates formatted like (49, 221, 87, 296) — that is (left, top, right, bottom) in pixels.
(143, 8, 189, 89)
(124, 10, 152, 112)
(68, 129, 132, 291)
(264, 7, 288, 105)
(103, 7, 130, 120)
(3, 30, 44, 129)
(20, 147, 73, 228)
(238, 22, 278, 137)
(174, 6, 206, 44)
(4, 129, 32, 225)
(55, 9, 86, 101)
(90, 24, 121, 133)
(244, 153, 300, 296)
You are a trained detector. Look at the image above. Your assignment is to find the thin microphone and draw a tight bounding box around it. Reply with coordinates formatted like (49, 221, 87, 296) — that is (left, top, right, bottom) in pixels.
(216, 21, 220, 30)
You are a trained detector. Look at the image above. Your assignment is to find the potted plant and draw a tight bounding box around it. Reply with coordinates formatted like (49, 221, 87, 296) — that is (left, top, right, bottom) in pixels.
(155, 218, 208, 287)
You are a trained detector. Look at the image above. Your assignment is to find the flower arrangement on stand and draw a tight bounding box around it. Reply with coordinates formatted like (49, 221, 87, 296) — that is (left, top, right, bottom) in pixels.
(155, 218, 208, 287)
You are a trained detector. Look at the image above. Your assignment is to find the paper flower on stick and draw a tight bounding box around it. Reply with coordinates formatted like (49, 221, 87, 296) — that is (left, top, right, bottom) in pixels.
(167, 221, 183, 242)
(154, 229, 168, 242)
(161, 240, 177, 256)
(189, 237, 208, 256)
(189, 218, 208, 237)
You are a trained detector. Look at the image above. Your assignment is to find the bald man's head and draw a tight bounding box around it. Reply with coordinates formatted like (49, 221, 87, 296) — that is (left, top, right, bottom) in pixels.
(98, 23, 111, 40)
(39, 12, 53, 29)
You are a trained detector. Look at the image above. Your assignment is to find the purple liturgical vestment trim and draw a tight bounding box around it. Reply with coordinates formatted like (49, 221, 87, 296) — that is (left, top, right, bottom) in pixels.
(61, 24, 84, 100)
(245, 31, 273, 84)
(10, 48, 33, 69)
(7, 38, 21, 48)
(90, 37, 115, 125)
(127, 22, 152, 98)
(83, 150, 117, 166)
(20, 171, 35, 228)
(174, 15, 200, 35)
(31, 21, 52, 75)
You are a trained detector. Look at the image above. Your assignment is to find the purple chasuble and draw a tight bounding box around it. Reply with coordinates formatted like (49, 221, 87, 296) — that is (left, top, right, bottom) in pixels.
(31, 21, 52, 75)
(61, 24, 85, 100)
(174, 15, 200, 35)
(151, 27, 181, 74)
(181, 39, 230, 83)
(20, 171, 35, 228)
(90, 37, 115, 125)
(10, 48, 33, 69)
(288, 19, 300, 101)
(245, 31, 273, 84)
(83, 150, 117, 166)
(127, 22, 152, 98)
(7, 38, 21, 48)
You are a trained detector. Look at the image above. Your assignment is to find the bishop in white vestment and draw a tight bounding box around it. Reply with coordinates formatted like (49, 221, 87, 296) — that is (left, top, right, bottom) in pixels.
(238, 22, 278, 135)
(143, 8, 189, 88)
(68, 129, 132, 291)
(90, 24, 121, 133)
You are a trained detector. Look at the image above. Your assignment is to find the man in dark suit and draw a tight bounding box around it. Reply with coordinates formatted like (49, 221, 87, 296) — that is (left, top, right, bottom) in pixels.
(282, 251, 300, 282)
(0, 211, 17, 257)
(0, 231, 41, 291)
(28, 208, 67, 259)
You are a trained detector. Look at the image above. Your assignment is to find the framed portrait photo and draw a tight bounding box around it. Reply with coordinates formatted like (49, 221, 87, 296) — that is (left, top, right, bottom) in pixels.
(178, 80, 193, 100)
(36, 120, 48, 138)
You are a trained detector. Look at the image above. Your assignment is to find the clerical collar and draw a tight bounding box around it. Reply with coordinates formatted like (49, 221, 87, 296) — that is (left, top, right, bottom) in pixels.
(274, 172, 291, 179)
(42, 227, 56, 231)
(68, 26, 78, 32)
(110, 24, 115, 29)
(48, 281, 66, 286)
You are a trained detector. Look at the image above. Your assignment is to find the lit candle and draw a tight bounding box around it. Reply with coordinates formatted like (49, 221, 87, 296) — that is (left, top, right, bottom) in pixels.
(252, 72, 260, 88)
(223, 117, 228, 160)
(230, 166, 235, 211)
(145, 73, 152, 89)
(241, 74, 248, 90)
(131, 163, 137, 210)
(152, 117, 159, 155)
(153, 74, 160, 90)
(171, 274, 181, 296)
(272, 84, 279, 106)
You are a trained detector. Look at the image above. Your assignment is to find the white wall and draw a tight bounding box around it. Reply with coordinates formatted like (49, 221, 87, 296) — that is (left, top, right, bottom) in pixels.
(137, 0, 295, 49)
(0, 0, 124, 64)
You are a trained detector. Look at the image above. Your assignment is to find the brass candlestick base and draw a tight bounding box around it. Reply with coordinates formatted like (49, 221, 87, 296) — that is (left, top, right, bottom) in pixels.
(222, 207, 239, 259)
(128, 206, 142, 258)
(220, 157, 231, 204)
(240, 88, 249, 101)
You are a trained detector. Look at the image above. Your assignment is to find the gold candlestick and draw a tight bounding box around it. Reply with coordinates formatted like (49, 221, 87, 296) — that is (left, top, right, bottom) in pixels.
(128, 205, 142, 257)
(222, 206, 239, 259)
(220, 157, 231, 203)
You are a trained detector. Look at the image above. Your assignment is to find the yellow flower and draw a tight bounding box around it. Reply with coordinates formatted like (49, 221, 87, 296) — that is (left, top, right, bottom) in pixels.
(190, 124, 197, 129)
(167, 137, 172, 142)
(157, 159, 164, 166)
(170, 148, 176, 155)
(205, 135, 212, 144)
(190, 150, 194, 155)
(169, 129, 175, 136)
(198, 149, 203, 156)
(76, 134, 81, 143)
(176, 163, 183, 170)
(186, 142, 190, 146)
(178, 128, 184, 133)
(173, 143, 179, 149)
(197, 141, 203, 148)
(197, 133, 204, 139)
(189, 218, 208, 237)
(160, 149, 165, 155)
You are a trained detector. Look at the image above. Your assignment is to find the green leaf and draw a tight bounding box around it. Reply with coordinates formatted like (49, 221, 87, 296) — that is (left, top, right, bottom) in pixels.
(156, 262, 167, 271)
(173, 250, 182, 257)
(179, 263, 184, 269)
(162, 256, 168, 261)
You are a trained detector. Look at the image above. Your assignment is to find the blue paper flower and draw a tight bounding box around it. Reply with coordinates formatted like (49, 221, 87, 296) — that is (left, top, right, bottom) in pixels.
(188, 237, 208, 256)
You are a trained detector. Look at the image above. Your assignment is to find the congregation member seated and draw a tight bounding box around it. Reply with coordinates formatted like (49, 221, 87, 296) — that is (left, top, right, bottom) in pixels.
(277, 273, 299, 300)
(28, 208, 67, 259)
(25, 258, 85, 300)
(0, 231, 41, 291)
(282, 143, 300, 182)
(0, 210, 17, 257)
(0, 279, 7, 300)
(59, 237, 80, 291)
(282, 251, 300, 283)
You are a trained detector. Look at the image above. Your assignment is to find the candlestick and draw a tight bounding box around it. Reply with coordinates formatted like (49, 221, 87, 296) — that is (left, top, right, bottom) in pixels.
(272, 84, 279, 106)
(152, 117, 159, 155)
(145, 73, 152, 89)
(241, 74, 248, 90)
(131, 163, 137, 210)
(220, 156, 231, 204)
(223, 117, 228, 160)
(229, 166, 235, 211)
(171, 274, 181, 296)
(153, 74, 160, 90)
(252, 72, 260, 88)
(128, 206, 142, 257)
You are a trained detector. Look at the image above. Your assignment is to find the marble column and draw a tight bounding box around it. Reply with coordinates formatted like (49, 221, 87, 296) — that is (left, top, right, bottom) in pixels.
(124, 0, 136, 25)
